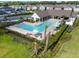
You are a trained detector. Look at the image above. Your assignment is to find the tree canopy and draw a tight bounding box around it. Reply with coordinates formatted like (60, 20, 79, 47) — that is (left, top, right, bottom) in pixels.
(0, 1, 79, 6)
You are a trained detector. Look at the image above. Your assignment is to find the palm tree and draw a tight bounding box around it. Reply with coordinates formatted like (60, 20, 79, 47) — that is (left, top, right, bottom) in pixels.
(34, 40, 40, 56)
(44, 25, 48, 41)
(43, 25, 49, 53)
(61, 15, 65, 25)
(34, 41, 38, 56)
(43, 32, 50, 53)
(71, 7, 74, 17)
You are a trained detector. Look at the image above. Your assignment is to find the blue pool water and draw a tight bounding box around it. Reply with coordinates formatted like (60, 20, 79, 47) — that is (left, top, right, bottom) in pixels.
(17, 19, 60, 33)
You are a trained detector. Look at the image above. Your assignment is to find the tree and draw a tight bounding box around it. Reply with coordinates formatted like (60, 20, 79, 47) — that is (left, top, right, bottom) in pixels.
(61, 15, 66, 25)
(43, 32, 50, 53)
(33, 40, 40, 56)
(71, 7, 74, 17)
(42, 25, 49, 53)
(44, 25, 48, 41)
(64, 16, 69, 20)
(34, 41, 38, 56)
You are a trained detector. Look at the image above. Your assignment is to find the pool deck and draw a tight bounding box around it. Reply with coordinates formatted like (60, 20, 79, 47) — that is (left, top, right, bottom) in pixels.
(23, 21, 43, 26)
(6, 19, 60, 40)
(23, 18, 60, 26)
(6, 25, 59, 40)
(6, 25, 43, 40)
(6, 26, 28, 35)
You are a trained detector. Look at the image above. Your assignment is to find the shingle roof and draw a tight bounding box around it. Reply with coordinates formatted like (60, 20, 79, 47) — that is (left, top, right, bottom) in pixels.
(48, 10, 72, 17)
(36, 11, 49, 18)
(0, 11, 7, 15)
(36, 10, 72, 18)
(0, 17, 5, 21)
(7, 16, 21, 20)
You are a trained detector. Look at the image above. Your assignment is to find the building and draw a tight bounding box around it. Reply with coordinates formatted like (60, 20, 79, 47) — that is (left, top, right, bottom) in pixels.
(0, 17, 5, 21)
(26, 5, 32, 10)
(73, 5, 79, 12)
(31, 6, 38, 10)
(0, 10, 7, 15)
(46, 5, 54, 10)
(46, 7, 53, 10)
(66, 17, 76, 26)
(39, 5, 46, 11)
(54, 5, 63, 10)
(63, 7, 72, 11)
(21, 5, 27, 10)
(31, 10, 73, 21)
(31, 10, 51, 21)
(13, 5, 22, 11)
(54, 7, 62, 10)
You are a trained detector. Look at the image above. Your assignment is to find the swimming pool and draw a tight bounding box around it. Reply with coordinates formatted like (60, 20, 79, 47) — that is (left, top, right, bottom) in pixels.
(17, 19, 60, 33)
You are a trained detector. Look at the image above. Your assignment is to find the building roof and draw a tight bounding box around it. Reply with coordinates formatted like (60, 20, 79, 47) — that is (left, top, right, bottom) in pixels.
(48, 10, 72, 17)
(7, 16, 21, 20)
(1, 6, 14, 11)
(36, 11, 49, 18)
(0, 17, 5, 21)
(0, 11, 7, 15)
(35, 10, 73, 18)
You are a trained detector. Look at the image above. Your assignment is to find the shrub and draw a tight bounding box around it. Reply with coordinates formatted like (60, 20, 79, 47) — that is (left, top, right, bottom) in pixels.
(66, 26, 73, 33)
(0, 28, 9, 35)
(64, 17, 69, 20)
(73, 17, 79, 28)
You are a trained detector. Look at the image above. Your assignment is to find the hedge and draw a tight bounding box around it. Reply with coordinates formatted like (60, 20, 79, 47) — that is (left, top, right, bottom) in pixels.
(0, 20, 22, 27)
(6, 12, 33, 17)
(48, 25, 68, 49)
(73, 17, 79, 28)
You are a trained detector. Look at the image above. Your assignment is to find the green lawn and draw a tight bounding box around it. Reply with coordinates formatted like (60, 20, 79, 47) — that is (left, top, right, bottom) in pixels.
(0, 30, 34, 58)
(55, 26, 79, 58)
